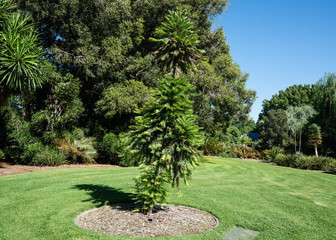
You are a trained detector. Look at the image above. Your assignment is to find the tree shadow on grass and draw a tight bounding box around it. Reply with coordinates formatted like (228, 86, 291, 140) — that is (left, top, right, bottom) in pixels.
(74, 184, 135, 207)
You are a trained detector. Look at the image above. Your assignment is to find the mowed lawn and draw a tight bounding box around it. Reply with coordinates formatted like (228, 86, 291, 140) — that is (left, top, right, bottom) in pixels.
(0, 157, 335, 240)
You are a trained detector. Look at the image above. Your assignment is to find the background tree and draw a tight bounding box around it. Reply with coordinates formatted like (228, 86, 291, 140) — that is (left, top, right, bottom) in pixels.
(308, 123, 322, 156)
(259, 84, 316, 120)
(260, 109, 289, 149)
(286, 105, 316, 153)
(314, 73, 336, 156)
(13, 0, 254, 136)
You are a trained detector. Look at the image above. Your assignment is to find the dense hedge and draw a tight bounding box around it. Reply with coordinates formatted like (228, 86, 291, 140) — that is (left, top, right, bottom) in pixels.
(274, 154, 336, 173)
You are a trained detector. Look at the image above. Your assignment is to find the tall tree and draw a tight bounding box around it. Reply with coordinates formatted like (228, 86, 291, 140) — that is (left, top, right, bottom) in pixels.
(315, 73, 336, 156)
(260, 109, 289, 149)
(286, 105, 316, 153)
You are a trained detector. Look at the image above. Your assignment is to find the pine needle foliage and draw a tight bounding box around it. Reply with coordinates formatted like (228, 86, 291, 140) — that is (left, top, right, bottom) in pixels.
(126, 76, 204, 214)
(149, 10, 205, 77)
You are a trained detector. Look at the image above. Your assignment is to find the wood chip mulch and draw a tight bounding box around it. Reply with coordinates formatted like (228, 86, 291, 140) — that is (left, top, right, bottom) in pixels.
(75, 203, 218, 237)
(0, 162, 119, 176)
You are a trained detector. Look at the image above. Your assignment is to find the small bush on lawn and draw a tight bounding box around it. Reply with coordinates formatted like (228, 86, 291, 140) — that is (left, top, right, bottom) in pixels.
(32, 147, 68, 166)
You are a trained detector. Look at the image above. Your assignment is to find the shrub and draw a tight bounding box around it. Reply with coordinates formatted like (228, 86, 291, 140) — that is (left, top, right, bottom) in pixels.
(0, 149, 5, 160)
(52, 138, 95, 164)
(263, 146, 285, 161)
(96, 132, 123, 164)
(32, 147, 67, 166)
(235, 146, 260, 159)
(273, 154, 336, 172)
(324, 158, 336, 173)
(294, 156, 328, 170)
(273, 154, 297, 167)
(20, 142, 45, 165)
(202, 137, 223, 156)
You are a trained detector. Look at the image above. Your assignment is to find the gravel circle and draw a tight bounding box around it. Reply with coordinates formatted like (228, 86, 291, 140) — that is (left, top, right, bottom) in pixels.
(75, 203, 218, 237)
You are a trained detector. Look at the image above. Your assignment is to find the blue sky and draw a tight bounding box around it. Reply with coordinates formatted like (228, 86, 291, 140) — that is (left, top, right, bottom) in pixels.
(214, 0, 336, 121)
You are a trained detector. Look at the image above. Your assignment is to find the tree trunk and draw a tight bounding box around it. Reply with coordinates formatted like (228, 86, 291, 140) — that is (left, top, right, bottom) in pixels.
(294, 132, 297, 152)
(299, 128, 302, 153)
(314, 143, 318, 156)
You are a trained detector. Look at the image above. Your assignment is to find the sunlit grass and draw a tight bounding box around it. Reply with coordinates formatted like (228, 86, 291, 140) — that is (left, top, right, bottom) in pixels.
(0, 157, 335, 239)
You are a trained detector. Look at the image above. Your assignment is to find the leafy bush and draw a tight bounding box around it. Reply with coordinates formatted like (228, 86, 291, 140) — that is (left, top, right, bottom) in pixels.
(20, 142, 45, 165)
(32, 147, 68, 166)
(95, 132, 123, 164)
(324, 159, 336, 173)
(202, 137, 223, 156)
(0, 149, 4, 160)
(263, 146, 285, 161)
(294, 156, 328, 170)
(274, 154, 336, 172)
(273, 154, 297, 167)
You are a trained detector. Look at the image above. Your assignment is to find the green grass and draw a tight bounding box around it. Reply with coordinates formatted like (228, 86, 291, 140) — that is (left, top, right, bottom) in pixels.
(0, 157, 335, 240)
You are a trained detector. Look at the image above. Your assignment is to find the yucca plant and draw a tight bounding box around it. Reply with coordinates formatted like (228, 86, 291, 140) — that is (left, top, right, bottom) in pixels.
(0, 0, 44, 107)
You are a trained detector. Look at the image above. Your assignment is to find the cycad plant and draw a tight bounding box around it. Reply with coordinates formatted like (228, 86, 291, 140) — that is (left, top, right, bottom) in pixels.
(0, 0, 44, 107)
(126, 76, 204, 214)
(149, 10, 205, 77)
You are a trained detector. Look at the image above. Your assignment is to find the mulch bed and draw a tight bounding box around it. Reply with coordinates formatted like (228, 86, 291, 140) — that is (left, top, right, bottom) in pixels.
(0, 162, 119, 176)
(75, 203, 218, 238)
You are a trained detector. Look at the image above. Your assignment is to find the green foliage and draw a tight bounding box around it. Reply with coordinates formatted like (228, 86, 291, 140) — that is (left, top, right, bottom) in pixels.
(274, 154, 336, 172)
(133, 166, 169, 214)
(126, 76, 204, 213)
(20, 142, 44, 165)
(96, 132, 123, 165)
(95, 80, 152, 121)
(263, 146, 285, 161)
(234, 146, 260, 159)
(260, 84, 316, 119)
(260, 109, 289, 149)
(0, 148, 4, 159)
(32, 146, 67, 166)
(150, 10, 205, 77)
(202, 137, 223, 156)
(0, 0, 44, 106)
(308, 123, 322, 156)
(315, 73, 336, 155)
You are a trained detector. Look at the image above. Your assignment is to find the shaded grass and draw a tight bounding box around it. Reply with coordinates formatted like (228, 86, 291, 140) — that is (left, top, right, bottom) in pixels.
(0, 157, 335, 239)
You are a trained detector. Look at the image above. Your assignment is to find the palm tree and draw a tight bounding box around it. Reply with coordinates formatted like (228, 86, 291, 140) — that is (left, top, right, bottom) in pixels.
(149, 10, 205, 77)
(0, 0, 44, 107)
(308, 123, 322, 156)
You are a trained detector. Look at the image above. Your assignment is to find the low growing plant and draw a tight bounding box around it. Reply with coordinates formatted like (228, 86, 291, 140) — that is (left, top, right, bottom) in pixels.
(32, 147, 68, 166)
